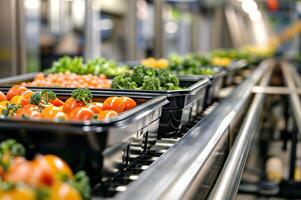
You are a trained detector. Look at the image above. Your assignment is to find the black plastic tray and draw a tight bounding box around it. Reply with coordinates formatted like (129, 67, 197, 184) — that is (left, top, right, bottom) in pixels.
(0, 88, 167, 183)
(0, 75, 210, 137)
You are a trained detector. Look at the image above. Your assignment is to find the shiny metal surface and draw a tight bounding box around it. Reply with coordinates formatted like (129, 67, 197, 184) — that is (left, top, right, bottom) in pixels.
(115, 60, 274, 200)
(281, 62, 301, 135)
(252, 86, 301, 95)
(208, 64, 273, 200)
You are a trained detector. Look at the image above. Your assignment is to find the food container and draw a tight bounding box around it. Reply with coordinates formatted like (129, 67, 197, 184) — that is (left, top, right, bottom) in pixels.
(0, 73, 210, 137)
(0, 88, 168, 184)
(78, 76, 210, 137)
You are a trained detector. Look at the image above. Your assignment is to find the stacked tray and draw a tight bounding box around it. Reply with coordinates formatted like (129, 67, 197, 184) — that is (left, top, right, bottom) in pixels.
(0, 87, 168, 184)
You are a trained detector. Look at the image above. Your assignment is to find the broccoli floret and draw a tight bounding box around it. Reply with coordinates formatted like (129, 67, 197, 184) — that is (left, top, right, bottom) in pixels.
(71, 88, 93, 105)
(141, 76, 161, 90)
(157, 69, 179, 90)
(131, 65, 156, 86)
(111, 74, 137, 90)
(30, 90, 57, 106)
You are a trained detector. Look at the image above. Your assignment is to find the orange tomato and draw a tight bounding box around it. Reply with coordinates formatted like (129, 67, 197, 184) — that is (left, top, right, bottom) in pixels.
(0, 91, 7, 102)
(69, 107, 94, 121)
(86, 103, 102, 114)
(63, 98, 84, 113)
(16, 104, 41, 119)
(21, 91, 33, 106)
(42, 106, 62, 119)
(103, 97, 125, 113)
(98, 110, 118, 120)
(120, 97, 137, 111)
(39, 155, 73, 179)
(6, 85, 29, 101)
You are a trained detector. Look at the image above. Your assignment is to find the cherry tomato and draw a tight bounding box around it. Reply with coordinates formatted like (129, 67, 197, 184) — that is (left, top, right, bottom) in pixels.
(50, 98, 64, 107)
(39, 155, 73, 179)
(102, 97, 125, 113)
(41, 106, 62, 120)
(21, 91, 33, 106)
(6, 85, 29, 101)
(69, 107, 94, 121)
(0, 91, 7, 102)
(120, 97, 137, 111)
(98, 110, 118, 120)
(50, 182, 81, 200)
(86, 103, 102, 114)
(63, 98, 84, 113)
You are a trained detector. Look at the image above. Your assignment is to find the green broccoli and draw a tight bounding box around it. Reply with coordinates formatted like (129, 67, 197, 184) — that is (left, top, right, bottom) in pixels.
(131, 65, 156, 85)
(71, 88, 93, 105)
(0, 139, 25, 171)
(111, 73, 137, 89)
(141, 76, 161, 90)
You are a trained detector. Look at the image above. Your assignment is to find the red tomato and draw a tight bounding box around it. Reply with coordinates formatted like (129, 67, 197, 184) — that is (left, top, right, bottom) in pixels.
(120, 97, 137, 111)
(98, 110, 118, 120)
(6, 85, 29, 101)
(103, 97, 125, 113)
(0, 91, 7, 102)
(86, 103, 102, 114)
(50, 98, 64, 107)
(69, 107, 94, 121)
(63, 98, 84, 113)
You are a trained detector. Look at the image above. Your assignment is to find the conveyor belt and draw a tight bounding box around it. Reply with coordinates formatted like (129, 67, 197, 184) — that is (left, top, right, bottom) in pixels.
(114, 60, 274, 200)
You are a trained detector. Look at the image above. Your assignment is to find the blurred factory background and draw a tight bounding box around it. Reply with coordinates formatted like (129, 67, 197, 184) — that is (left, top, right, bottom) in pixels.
(0, 0, 295, 78)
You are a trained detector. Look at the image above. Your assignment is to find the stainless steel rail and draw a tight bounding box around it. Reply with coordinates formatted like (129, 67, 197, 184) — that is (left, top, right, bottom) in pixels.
(116, 60, 274, 200)
(281, 62, 301, 135)
(207, 64, 273, 200)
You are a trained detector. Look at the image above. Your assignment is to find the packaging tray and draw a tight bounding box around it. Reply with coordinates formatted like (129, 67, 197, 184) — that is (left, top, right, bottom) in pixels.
(0, 88, 167, 184)
(223, 60, 248, 86)
(0, 74, 210, 137)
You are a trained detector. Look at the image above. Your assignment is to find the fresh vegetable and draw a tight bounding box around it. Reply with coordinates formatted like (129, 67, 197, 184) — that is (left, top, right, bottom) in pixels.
(46, 56, 129, 77)
(0, 87, 137, 122)
(0, 91, 6, 102)
(0, 139, 91, 200)
(168, 54, 216, 76)
(103, 97, 125, 113)
(6, 86, 29, 101)
(112, 65, 181, 90)
(141, 57, 169, 69)
(98, 110, 118, 120)
(22, 72, 111, 89)
(120, 97, 137, 111)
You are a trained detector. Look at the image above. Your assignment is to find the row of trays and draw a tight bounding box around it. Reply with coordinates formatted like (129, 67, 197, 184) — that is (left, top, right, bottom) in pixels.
(0, 61, 249, 184)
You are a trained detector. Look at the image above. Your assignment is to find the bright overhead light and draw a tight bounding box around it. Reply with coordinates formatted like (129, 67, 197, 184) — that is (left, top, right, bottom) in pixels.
(242, 0, 258, 14)
(249, 10, 262, 22)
